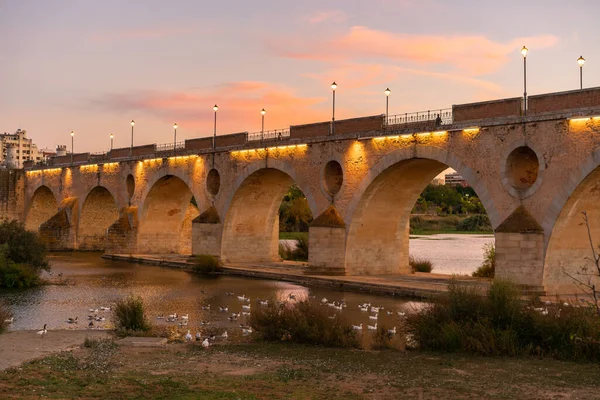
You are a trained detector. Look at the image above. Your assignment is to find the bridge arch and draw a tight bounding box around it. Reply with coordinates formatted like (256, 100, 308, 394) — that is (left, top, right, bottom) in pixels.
(345, 145, 499, 275)
(221, 161, 317, 264)
(138, 174, 199, 254)
(542, 148, 600, 292)
(25, 185, 57, 232)
(78, 186, 119, 250)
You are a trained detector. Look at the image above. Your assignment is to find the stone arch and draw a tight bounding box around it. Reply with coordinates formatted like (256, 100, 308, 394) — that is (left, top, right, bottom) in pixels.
(25, 185, 57, 232)
(221, 165, 315, 263)
(137, 166, 197, 209)
(345, 145, 499, 275)
(78, 186, 119, 250)
(221, 159, 318, 221)
(137, 174, 199, 254)
(542, 148, 600, 292)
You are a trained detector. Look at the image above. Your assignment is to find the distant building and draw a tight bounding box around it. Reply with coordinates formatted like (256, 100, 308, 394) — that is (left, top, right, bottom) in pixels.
(0, 129, 43, 169)
(445, 172, 469, 187)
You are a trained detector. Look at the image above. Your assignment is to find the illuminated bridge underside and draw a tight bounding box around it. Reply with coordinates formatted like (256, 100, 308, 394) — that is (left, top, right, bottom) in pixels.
(15, 87, 600, 294)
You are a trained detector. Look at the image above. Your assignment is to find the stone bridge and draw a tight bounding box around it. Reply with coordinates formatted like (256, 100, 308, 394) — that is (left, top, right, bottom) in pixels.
(4, 87, 600, 294)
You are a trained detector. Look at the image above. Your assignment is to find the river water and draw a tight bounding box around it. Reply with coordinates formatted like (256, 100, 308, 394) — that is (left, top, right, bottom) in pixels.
(1, 234, 491, 334)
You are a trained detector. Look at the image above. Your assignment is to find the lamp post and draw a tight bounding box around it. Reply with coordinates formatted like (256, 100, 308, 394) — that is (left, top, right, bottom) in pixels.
(70, 131, 74, 164)
(578, 55, 585, 90)
(384, 88, 391, 122)
(331, 81, 337, 135)
(521, 46, 528, 115)
(261, 108, 266, 140)
(130, 120, 135, 157)
(213, 105, 218, 149)
(173, 123, 178, 156)
(110, 133, 114, 151)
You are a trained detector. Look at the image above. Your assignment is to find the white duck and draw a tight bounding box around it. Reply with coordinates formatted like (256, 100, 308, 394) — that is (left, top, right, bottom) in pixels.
(202, 338, 210, 349)
(387, 327, 397, 335)
(221, 331, 228, 339)
(37, 324, 47, 337)
(352, 323, 363, 330)
(367, 323, 378, 330)
(185, 330, 193, 341)
(369, 314, 378, 320)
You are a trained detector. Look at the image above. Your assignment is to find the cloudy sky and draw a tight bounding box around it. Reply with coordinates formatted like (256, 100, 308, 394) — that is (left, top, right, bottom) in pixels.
(1, 0, 598, 152)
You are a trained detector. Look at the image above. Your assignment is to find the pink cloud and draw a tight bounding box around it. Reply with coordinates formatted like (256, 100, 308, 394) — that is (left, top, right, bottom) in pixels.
(267, 26, 558, 75)
(307, 10, 348, 24)
(91, 81, 328, 134)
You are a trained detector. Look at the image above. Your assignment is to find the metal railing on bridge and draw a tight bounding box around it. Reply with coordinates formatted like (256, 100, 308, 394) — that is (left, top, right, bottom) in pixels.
(155, 141, 186, 154)
(247, 129, 291, 142)
(385, 108, 453, 127)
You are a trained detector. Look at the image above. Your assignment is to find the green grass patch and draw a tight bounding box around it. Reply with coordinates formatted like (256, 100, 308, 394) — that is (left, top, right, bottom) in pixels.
(279, 232, 308, 241)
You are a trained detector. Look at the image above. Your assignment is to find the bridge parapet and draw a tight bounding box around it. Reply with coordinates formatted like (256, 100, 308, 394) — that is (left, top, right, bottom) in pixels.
(528, 87, 600, 115)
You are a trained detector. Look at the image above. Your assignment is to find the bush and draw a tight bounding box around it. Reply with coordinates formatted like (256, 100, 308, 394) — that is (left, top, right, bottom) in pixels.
(249, 299, 360, 348)
(473, 243, 495, 278)
(0, 220, 48, 270)
(0, 301, 12, 334)
(191, 254, 223, 274)
(0, 244, 41, 288)
(406, 280, 600, 360)
(371, 325, 396, 350)
(113, 294, 150, 333)
(456, 215, 492, 232)
(278, 238, 309, 262)
(409, 256, 433, 273)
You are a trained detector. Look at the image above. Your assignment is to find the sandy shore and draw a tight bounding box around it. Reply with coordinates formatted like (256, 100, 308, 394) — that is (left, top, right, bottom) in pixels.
(0, 329, 110, 371)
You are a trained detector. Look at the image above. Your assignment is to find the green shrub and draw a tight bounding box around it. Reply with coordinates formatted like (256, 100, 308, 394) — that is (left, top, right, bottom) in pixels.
(456, 215, 492, 232)
(113, 294, 150, 333)
(0, 301, 12, 334)
(0, 244, 41, 288)
(473, 243, 495, 278)
(409, 256, 433, 273)
(191, 254, 223, 274)
(249, 299, 360, 348)
(278, 238, 309, 262)
(406, 280, 600, 360)
(371, 325, 397, 350)
(0, 220, 48, 270)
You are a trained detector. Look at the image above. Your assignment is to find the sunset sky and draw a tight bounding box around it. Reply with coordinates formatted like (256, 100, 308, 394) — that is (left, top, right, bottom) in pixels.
(1, 0, 599, 153)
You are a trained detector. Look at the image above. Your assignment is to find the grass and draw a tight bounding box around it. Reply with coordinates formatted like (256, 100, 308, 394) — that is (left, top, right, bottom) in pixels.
(406, 279, 600, 360)
(279, 232, 308, 241)
(409, 256, 433, 273)
(113, 294, 151, 335)
(2, 341, 600, 399)
(409, 214, 493, 235)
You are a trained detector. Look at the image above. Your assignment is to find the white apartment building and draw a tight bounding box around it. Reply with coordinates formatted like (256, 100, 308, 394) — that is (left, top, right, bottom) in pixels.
(0, 129, 43, 169)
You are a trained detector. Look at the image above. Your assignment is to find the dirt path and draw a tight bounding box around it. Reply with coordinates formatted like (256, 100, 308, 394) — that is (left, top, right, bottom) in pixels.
(0, 329, 110, 371)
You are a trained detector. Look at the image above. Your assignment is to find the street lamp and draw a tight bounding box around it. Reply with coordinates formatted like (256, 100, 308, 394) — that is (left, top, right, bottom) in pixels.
(130, 120, 135, 157)
(331, 81, 337, 135)
(521, 46, 528, 115)
(213, 105, 218, 149)
(577, 55, 585, 90)
(70, 131, 74, 164)
(261, 108, 266, 139)
(173, 123, 178, 156)
(110, 133, 114, 151)
(384, 88, 391, 121)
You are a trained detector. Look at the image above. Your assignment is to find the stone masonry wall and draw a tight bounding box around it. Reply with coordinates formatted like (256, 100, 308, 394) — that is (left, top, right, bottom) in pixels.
(192, 222, 223, 257)
(495, 232, 544, 287)
(308, 226, 346, 271)
(0, 169, 25, 222)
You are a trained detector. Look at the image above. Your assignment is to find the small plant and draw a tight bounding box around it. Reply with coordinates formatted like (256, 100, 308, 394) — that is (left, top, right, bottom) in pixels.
(473, 243, 495, 278)
(0, 301, 12, 334)
(278, 238, 309, 262)
(456, 215, 492, 232)
(249, 299, 360, 348)
(113, 294, 150, 334)
(371, 325, 397, 350)
(191, 254, 223, 274)
(409, 256, 433, 273)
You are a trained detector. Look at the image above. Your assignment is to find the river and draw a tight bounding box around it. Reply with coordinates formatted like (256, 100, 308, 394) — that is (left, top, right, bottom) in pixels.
(1, 234, 491, 334)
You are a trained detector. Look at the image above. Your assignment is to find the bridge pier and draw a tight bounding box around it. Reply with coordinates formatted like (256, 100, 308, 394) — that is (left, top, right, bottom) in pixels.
(105, 206, 138, 255)
(306, 206, 347, 275)
(494, 206, 545, 291)
(191, 206, 222, 258)
(39, 197, 79, 251)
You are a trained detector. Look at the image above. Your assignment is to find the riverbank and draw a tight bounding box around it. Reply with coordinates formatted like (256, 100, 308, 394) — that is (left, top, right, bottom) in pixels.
(1, 337, 599, 399)
(103, 253, 491, 298)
